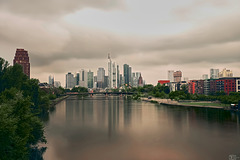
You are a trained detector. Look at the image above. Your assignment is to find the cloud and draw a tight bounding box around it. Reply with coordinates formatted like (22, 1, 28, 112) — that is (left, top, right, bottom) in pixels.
(133, 41, 240, 67)
(0, 12, 70, 55)
(172, 0, 234, 20)
(150, 15, 240, 51)
(0, 0, 125, 18)
(19, 14, 240, 70)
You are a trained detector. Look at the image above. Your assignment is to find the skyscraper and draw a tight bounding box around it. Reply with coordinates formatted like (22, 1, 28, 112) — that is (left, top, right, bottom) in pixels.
(210, 69, 219, 79)
(108, 54, 113, 88)
(66, 72, 76, 89)
(129, 67, 132, 86)
(168, 70, 174, 82)
(117, 65, 120, 88)
(54, 81, 61, 88)
(136, 72, 141, 79)
(132, 72, 138, 87)
(123, 64, 130, 85)
(79, 69, 88, 88)
(97, 67, 105, 88)
(108, 54, 118, 88)
(88, 70, 94, 88)
(76, 73, 80, 85)
(49, 75, 54, 87)
(13, 48, 30, 77)
(120, 74, 123, 87)
(112, 62, 117, 88)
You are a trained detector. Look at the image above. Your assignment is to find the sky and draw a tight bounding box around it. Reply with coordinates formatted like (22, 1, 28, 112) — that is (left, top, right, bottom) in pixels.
(1, 0, 240, 85)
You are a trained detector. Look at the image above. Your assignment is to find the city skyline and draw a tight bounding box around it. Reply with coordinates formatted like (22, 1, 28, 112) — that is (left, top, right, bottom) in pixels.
(1, 0, 240, 85)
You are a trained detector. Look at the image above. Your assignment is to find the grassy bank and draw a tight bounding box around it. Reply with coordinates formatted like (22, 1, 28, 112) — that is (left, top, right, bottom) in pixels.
(180, 102, 228, 107)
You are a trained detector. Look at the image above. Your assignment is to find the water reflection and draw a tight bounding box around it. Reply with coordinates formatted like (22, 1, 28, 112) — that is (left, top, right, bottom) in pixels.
(44, 96, 240, 160)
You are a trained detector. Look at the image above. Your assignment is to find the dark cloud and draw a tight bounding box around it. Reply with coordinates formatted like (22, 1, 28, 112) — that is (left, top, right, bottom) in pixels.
(149, 15, 240, 52)
(0, 0, 125, 18)
(25, 14, 240, 69)
(134, 41, 240, 67)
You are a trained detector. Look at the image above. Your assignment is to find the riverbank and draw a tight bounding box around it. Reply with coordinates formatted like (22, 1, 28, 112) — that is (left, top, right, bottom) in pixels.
(50, 95, 69, 107)
(141, 97, 225, 109)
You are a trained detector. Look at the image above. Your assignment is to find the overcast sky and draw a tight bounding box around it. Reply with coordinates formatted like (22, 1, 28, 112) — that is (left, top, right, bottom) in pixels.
(1, 0, 240, 85)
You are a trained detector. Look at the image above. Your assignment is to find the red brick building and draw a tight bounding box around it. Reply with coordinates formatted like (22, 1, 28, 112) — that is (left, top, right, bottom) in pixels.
(216, 78, 240, 95)
(188, 80, 204, 94)
(13, 48, 30, 77)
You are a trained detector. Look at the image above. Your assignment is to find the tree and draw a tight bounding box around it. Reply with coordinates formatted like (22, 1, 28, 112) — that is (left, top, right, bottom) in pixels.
(181, 84, 188, 94)
(0, 88, 46, 160)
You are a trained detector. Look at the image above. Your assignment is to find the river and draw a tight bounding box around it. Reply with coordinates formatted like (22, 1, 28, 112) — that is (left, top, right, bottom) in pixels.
(43, 95, 240, 160)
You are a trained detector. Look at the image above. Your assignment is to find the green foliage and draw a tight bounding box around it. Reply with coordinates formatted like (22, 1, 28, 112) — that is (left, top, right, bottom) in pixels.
(53, 86, 65, 97)
(71, 86, 88, 93)
(0, 89, 46, 160)
(49, 94, 57, 100)
(155, 91, 168, 98)
(0, 57, 48, 159)
(181, 84, 188, 94)
(112, 88, 120, 93)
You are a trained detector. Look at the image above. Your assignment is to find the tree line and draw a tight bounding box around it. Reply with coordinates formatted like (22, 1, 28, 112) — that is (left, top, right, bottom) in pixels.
(0, 57, 56, 159)
(125, 83, 240, 104)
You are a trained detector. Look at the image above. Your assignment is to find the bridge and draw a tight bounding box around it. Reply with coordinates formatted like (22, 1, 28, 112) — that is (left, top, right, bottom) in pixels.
(65, 92, 135, 96)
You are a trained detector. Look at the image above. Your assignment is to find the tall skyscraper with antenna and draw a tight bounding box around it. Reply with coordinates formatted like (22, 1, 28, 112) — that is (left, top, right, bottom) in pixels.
(108, 53, 113, 88)
(108, 53, 119, 88)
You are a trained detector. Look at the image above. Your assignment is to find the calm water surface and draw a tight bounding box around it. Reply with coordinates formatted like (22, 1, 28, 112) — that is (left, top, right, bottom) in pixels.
(43, 96, 240, 160)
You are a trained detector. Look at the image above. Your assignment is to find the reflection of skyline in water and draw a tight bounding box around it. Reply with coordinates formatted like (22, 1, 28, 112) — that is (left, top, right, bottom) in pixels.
(44, 96, 240, 160)
(65, 96, 138, 138)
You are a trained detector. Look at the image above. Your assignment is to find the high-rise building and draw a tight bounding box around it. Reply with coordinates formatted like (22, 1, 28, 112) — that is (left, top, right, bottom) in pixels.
(93, 76, 97, 89)
(129, 67, 132, 86)
(138, 74, 144, 87)
(202, 74, 208, 80)
(13, 48, 30, 77)
(76, 73, 80, 85)
(108, 54, 113, 88)
(210, 69, 219, 79)
(54, 81, 61, 88)
(88, 70, 94, 88)
(112, 62, 117, 88)
(66, 72, 76, 89)
(136, 72, 141, 79)
(97, 67, 105, 88)
(173, 71, 182, 83)
(218, 68, 233, 78)
(132, 72, 141, 87)
(123, 64, 130, 85)
(79, 69, 88, 88)
(117, 65, 120, 88)
(49, 75, 54, 87)
(168, 70, 174, 82)
(108, 54, 119, 88)
(104, 76, 109, 89)
(120, 74, 123, 87)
